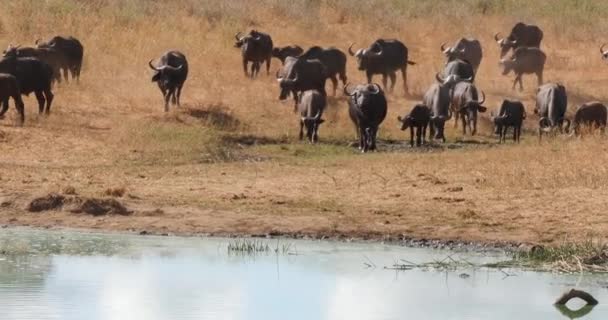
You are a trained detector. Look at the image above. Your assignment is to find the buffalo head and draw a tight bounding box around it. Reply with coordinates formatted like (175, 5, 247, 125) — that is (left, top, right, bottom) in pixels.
(301, 111, 324, 143)
(149, 59, 183, 89)
(494, 32, 517, 58)
(348, 43, 382, 71)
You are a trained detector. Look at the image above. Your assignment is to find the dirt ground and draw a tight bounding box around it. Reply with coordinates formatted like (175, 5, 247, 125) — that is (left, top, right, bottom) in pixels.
(1, 1, 608, 246)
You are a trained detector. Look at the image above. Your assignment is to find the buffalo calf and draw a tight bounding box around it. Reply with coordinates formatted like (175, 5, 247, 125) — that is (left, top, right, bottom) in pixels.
(492, 99, 526, 143)
(571, 102, 607, 136)
(0, 73, 25, 125)
(398, 104, 430, 147)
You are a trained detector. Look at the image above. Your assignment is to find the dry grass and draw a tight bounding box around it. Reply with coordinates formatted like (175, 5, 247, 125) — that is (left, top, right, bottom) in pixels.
(1, 1, 608, 245)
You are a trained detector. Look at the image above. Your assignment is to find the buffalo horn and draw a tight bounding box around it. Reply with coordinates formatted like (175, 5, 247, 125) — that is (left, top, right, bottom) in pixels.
(343, 83, 355, 96)
(348, 43, 356, 56)
(494, 32, 502, 42)
(477, 90, 486, 104)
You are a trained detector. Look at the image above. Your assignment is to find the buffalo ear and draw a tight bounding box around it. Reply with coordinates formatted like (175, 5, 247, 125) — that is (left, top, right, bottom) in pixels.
(397, 116, 403, 122)
(151, 72, 160, 82)
(318, 119, 325, 124)
(478, 106, 487, 113)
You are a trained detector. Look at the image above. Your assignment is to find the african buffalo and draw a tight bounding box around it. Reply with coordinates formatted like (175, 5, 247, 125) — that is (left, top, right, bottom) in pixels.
(491, 99, 526, 143)
(535, 83, 569, 140)
(149, 50, 188, 112)
(424, 74, 461, 142)
(234, 30, 273, 78)
(441, 59, 475, 83)
(297, 89, 327, 143)
(272, 45, 303, 64)
(495, 22, 543, 58)
(0, 73, 25, 125)
(440, 38, 482, 73)
(348, 39, 415, 95)
(398, 103, 430, 147)
(276, 56, 326, 110)
(300, 46, 347, 96)
(571, 102, 607, 136)
(344, 83, 387, 152)
(3, 45, 65, 84)
(499, 47, 545, 91)
(1, 46, 54, 115)
(35, 36, 83, 83)
(451, 82, 486, 136)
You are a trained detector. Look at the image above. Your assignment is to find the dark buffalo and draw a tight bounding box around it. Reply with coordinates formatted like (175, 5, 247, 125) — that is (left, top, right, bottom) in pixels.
(272, 45, 303, 64)
(0, 73, 25, 125)
(441, 59, 475, 83)
(297, 89, 327, 143)
(0, 46, 54, 115)
(148, 51, 188, 112)
(299, 46, 347, 96)
(535, 83, 569, 140)
(491, 99, 526, 143)
(499, 47, 545, 91)
(36, 36, 83, 83)
(494, 22, 543, 58)
(276, 56, 326, 110)
(423, 74, 462, 142)
(440, 38, 482, 73)
(451, 82, 486, 136)
(3, 45, 66, 84)
(570, 102, 607, 136)
(397, 103, 430, 147)
(344, 83, 387, 152)
(234, 30, 273, 78)
(348, 39, 415, 95)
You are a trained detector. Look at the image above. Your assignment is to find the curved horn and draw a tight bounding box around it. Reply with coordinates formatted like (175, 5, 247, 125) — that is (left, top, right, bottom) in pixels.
(435, 72, 444, 83)
(369, 83, 381, 94)
(313, 111, 321, 120)
(148, 59, 160, 71)
(440, 42, 447, 52)
(348, 43, 356, 56)
(163, 64, 183, 72)
(601, 43, 608, 55)
(343, 83, 355, 96)
(35, 38, 41, 45)
(235, 32, 243, 41)
(494, 32, 502, 42)
(477, 90, 486, 104)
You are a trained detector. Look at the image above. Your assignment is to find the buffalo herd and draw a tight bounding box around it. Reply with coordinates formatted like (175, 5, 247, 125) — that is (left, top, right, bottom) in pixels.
(1, 23, 608, 152)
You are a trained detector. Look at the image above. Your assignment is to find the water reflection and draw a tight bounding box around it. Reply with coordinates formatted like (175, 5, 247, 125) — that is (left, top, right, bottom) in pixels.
(556, 304, 596, 319)
(0, 229, 606, 320)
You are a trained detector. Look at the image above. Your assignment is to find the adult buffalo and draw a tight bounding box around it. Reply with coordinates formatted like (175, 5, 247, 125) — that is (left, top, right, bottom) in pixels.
(234, 30, 273, 78)
(535, 83, 569, 140)
(440, 38, 482, 73)
(494, 22, 543, 58)
(149, 50, 188, 112)
(0, 46, 54, 116)
(300, 46, 347, 96)
(570, 102, 607, 136)
(276, 56, 326, 110)
(491, 99, 526, 143)
(3, 45, 65, 84)
(348, 39, 415, 95)
(35, 36, 83, 83)
(297, 89, 327, 143)
(272, 45, 303, 64)
(441, 59, 475, 83)
(499, 47, 545, 91)
(344, 83, 387, 152)
(451, 82, 486, 136)
(424, 74, 462, 142)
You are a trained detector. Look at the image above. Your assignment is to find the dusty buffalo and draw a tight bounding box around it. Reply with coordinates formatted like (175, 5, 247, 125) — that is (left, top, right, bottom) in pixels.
(397, 104, 430, 147)
(499, 47, 545, 91)
(1, 46, 54, 115)
(570, 102, 607, 136)
(440, 38, 482, 73)
(148, 51, 188, 112)
(535, 83, 569, 140)
(344, 83, 387, 152)
(441, 59, 475, 83)
(494, 22, 543, 58)
(491, 99, 526, 143)
(299, 46, 347, 96)
(423, 74, 462, 142)
(0, 73, 25, 125)
(272, 45, 303, 64)
(234, 30, 273, 78)
(297, 89, 327, 143)
(3, 45, 66, 84)
(276, 56, 326, 110)
(35, 36, 83, 82)
(348, 39, 415, 95)
(451, 82, 486, 136)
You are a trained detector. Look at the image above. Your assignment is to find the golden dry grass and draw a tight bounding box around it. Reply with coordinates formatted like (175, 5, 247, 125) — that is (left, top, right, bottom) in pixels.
(1, 0, 608, 245)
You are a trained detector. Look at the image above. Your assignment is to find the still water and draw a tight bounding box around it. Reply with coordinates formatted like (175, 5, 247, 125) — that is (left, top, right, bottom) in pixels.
(0, 228, 606, 320)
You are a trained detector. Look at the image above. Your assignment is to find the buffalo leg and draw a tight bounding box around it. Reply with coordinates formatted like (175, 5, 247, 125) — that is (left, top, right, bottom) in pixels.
(13, 94, 24, 125)
(266, 57, 271, 76)
(43, 89, 54, 114)
(62, 67, 69, 83)
(517, 74, 524, 91)
(242, 59, 248, 77)
(329, 75, 338, 96)
(299, 121, 304, 140)
(461, 115, 467, 135)
(366, 71, 373, 84)
(0, 98, 8, 118)
(400, 66, 408, 96)
(409, 126, 414, 147)
(381, 74, 388, 92)
(34, 91, 46, 114)
(537, 71, 543, 87)
(370, 127, 378, 151)
(176, 85, 183, 107)
(359, 127, 366, 151)
(164, 89, 174, 112)
(339, 71, 347, 88)
(429, 124, 435, 142)
(422, 124, 427, 145)
(388, 72, 396, 93)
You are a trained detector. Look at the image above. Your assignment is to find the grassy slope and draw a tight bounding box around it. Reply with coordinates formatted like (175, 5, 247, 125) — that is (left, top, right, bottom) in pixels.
(1, 0, 608, 244)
